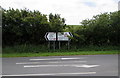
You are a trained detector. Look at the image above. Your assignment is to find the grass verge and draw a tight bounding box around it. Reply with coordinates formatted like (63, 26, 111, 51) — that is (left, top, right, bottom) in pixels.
(2, 50, 119, 57)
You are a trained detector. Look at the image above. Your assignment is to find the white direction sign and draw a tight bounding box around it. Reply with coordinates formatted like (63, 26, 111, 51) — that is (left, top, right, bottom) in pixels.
(58, 32, 71, 41)
(45, 32, 56, 41)
(45, 32, 73, 41)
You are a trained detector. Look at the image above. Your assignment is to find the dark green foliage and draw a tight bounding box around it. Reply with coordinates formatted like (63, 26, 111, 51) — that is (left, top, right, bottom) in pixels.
(2, 8, 120, 50)
(2, 8, 66, 46)
(49, 13, 66, 32)
(69, 11, 120, 46)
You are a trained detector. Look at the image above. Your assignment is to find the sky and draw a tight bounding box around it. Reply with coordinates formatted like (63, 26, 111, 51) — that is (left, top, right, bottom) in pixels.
(0, 0, 119, 25)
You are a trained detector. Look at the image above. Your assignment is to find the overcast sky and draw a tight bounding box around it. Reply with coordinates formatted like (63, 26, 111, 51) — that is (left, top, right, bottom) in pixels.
(0, 0, 119, 25)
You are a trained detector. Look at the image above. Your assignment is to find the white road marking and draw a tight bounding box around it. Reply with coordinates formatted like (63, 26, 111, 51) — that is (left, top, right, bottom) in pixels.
(2, 72, 96, 76)
(16, 61, 87, 65)
(49, 61, 87, 63)
(24, 64, 99, 68)
(76, 65, 100, 68)
(61, 58, 83, 60)
(16, 62, 42, 65)
(29, 57, 84, 61)
(2, 74, 53, 76)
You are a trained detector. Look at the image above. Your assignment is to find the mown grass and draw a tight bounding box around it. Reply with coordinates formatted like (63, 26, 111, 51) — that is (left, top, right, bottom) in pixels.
(2, 50, 119, 57)
(3, 44, 120, 53)
(2, 45, 120, 57)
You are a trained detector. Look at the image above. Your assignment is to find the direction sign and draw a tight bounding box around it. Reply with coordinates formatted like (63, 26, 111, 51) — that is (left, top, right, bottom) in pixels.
(45, 32, 56, 41)
(45, 32, 73, 41)
(58, 32, 72, 41)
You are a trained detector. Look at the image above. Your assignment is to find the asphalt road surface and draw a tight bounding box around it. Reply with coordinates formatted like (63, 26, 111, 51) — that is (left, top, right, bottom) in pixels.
(2, 55, 118, 77)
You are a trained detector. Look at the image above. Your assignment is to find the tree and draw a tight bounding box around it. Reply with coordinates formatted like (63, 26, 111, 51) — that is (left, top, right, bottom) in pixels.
(2, 8, 66, 46)
(75, 11, 120, 46)
(2, 8, 50, 45)
(109, 11, 120, 45)
(49, 13, 66, 32)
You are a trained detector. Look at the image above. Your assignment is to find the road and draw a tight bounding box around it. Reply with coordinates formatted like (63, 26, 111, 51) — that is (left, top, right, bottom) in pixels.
(2, 55, 118, 77)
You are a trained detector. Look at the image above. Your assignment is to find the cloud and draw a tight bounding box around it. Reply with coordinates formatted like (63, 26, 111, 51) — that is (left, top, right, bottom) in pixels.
(0, 0, 118, 25)
(83, 2, 96, 7)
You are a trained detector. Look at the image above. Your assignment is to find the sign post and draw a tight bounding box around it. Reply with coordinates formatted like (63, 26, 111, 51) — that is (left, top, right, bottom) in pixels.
(45, 32, 56, 50)
(59, 41, 61, 49)
(45, 32, 73, 50)
(68, 41, 70, 49)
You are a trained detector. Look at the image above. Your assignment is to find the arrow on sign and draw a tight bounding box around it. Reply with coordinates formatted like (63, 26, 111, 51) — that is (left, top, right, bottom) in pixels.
(44, 32, 56, 41)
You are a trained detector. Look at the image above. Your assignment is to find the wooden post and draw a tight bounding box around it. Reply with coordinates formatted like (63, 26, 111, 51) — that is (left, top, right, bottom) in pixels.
(53, 41, 55, 51)
(59, 41, 61, 49)
(68, 41, 70, 49)
(48, 41, 50, 49)
(56, 32, 58, 49)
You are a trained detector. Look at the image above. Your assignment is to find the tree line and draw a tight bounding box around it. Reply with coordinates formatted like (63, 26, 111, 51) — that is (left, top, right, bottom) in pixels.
(2, 8, 66, 46)
(2, 8, 120, 47)
(67, 11, 120, 46)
